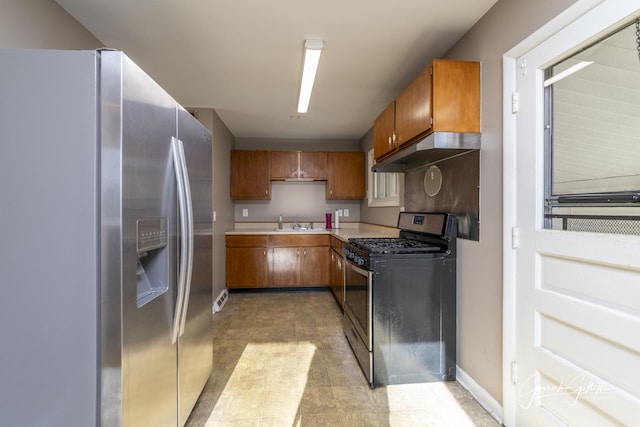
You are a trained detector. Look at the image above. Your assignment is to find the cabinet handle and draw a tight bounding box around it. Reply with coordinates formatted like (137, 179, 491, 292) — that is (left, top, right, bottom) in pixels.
(265, 189, 269, 195)
(296, 248, 300, 257)
(303, 249, 307, 256)
(331, 253, 335, 261)
(338, 260, 342, 270)
(263, 250, 267, 256)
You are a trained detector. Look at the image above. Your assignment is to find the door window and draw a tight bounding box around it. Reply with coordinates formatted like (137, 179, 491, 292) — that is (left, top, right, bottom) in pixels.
(544, 19, 640, 235)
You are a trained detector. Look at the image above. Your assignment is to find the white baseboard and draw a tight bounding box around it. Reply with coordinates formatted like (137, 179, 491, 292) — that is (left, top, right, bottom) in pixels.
(456, 366, 503, 425)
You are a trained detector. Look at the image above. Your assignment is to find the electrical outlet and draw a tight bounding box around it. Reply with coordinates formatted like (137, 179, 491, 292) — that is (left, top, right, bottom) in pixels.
(343, 209, 349, 217)
(242, 209, 248, 217)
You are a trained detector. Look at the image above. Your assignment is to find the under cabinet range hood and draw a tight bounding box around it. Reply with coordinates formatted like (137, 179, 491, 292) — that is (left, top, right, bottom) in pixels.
(372, 132, 481, 173)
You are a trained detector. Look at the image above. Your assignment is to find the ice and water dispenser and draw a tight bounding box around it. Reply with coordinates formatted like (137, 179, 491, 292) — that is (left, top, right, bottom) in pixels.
(136, 217, 169, 307)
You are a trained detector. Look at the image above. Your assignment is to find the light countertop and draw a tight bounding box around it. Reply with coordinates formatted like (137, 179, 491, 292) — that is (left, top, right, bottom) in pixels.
(226, 222, 399, 242)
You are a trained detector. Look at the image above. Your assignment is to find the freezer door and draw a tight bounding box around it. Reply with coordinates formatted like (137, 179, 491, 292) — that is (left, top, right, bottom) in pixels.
(176, 106, 213, 426)
(101, 51, 179, 427)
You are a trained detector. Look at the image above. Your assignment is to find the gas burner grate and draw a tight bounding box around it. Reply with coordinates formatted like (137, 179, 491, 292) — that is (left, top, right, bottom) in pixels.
(349, 237, 442, 254)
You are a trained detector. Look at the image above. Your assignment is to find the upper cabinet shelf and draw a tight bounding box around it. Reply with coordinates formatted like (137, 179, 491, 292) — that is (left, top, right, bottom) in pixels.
(373, 59, 481, 165)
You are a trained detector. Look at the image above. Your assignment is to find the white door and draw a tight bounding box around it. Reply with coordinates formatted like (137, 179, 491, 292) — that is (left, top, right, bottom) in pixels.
(510, 1, 640, 425)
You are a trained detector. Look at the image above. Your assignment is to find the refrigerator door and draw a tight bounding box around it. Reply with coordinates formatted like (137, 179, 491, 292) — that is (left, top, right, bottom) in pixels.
(176, 106, 213, 426)
(100, 51, 179, 427)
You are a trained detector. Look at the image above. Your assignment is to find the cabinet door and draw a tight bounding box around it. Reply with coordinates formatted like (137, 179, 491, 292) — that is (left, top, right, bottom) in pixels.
(327, 152, 365, 199)
(230, 150, 271, 199)
(373, 101, 396, 160)
(270, 151, 299, 180)
(299, 151, 327, 179)
(395, 66, 432, 146)
(271, 247, 299, 287)
(226, 247, 269, 288)
(300, 246, 330, 287)
(432, 59, 481, 133)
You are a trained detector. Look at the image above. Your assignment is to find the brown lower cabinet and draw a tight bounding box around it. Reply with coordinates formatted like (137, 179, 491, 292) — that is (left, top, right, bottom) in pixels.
(226, 234, 330, 289)
(226, 235, 269, 288)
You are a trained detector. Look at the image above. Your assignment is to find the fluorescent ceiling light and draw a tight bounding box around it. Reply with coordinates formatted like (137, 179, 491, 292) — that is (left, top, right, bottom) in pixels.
(544, 61, 593, 87)
(297, 39, 323, 113)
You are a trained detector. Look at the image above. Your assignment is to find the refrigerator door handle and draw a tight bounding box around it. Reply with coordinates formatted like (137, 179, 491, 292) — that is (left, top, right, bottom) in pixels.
(171, 137, 193, 343)
(176, 137, 194, 337)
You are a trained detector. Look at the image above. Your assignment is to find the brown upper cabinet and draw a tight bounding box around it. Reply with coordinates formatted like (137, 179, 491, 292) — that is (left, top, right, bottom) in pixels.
(374, 59, 480, 161)
(230, 150, 271, 199)
(270, 151, 327, 180)
(232, 150, 365, 200)
(326, 151, 365, 199)
(373, 102, 396, 164)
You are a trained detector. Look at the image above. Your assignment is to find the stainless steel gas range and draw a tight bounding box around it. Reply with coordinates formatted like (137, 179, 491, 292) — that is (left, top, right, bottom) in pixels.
(342, 212, 457, 388)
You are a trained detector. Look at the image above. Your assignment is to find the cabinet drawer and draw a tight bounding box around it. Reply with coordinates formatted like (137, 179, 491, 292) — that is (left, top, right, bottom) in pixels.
(226, 235, 269, 247)
(269, 234, 329, 247)
(330, 236, 344, 252)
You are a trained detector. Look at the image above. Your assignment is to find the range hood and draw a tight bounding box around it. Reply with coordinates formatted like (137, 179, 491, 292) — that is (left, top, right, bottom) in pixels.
(372, 132, 481, 173)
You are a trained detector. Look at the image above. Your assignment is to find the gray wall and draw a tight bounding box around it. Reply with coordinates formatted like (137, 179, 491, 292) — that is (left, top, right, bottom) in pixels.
(0, 0, 101, 48)
(360, 0, 579, 404)
(236, 138, 360, 152)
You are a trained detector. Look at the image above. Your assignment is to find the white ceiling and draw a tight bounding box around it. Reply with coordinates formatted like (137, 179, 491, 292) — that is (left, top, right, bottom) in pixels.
(56, 0, 498, 141)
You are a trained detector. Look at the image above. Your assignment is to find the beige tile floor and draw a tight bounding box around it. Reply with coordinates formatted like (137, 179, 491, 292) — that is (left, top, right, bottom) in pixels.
(185, 289, 501, 427)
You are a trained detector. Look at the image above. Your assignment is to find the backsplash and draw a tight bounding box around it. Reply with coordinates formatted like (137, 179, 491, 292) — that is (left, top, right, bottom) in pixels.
(234, 181, 361, 223)
(404, 151, 480, 240)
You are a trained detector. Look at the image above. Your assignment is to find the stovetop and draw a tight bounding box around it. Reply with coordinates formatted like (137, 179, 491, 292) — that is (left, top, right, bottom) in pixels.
(347, 237, 443, 254)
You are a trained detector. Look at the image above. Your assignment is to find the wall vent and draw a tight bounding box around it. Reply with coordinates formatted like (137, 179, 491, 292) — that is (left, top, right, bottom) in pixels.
(213, 289, 229, 313)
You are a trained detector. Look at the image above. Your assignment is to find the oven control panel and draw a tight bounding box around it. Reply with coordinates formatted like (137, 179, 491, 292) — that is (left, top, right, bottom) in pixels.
(397, 212, 453, 237)
(343, 246, 370, 270)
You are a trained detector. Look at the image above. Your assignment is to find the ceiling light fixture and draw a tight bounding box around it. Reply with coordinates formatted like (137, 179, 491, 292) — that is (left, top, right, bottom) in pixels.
(297, 39, 324, 113)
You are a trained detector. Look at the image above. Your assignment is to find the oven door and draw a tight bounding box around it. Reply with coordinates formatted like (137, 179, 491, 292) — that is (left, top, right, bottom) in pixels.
(343, 257, 372, 350)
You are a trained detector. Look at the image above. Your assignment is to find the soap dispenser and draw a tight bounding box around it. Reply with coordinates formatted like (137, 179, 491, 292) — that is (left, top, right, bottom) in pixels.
(278, 214, 283, 230)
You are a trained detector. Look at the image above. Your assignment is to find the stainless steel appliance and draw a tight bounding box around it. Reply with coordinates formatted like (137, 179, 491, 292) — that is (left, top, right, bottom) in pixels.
(343, 212, 457, 388)
(0, 49, 213, 427)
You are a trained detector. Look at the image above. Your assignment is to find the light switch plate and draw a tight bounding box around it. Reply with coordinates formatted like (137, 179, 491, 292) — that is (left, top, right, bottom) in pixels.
(242, 209, 248, 217)
(343, 209, 349, 217)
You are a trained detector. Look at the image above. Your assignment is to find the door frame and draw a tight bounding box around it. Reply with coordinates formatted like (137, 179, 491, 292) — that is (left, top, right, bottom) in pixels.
(501, 0, 639, 425)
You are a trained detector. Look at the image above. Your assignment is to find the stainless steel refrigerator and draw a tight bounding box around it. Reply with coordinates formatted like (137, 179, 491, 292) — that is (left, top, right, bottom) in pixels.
(0, 49, 213, 427)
